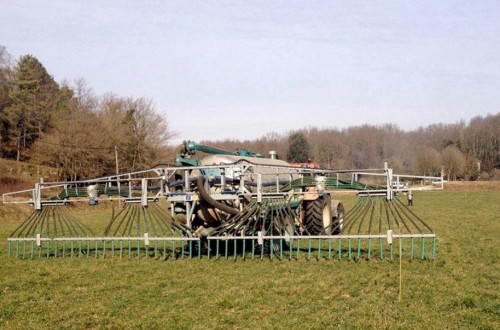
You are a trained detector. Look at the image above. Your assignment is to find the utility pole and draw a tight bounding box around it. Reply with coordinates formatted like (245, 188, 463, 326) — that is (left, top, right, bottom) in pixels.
(115, 146, 121, 206)
(115, 145, 119, 174)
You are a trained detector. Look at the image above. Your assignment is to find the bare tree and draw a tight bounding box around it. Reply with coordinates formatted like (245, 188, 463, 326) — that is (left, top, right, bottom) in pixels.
(442, 145, 465, 180)
(97, 95, 174, 173)
(417, 147, 442, 176)
(463, 154, 480, 181)
(121, 97, 174, 170)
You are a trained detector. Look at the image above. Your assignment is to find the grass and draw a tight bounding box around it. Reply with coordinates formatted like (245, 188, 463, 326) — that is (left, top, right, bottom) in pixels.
(0, 190, 499, 329)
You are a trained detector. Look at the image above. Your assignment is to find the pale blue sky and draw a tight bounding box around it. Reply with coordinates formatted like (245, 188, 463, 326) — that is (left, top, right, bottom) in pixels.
(1, 1, 499, 144)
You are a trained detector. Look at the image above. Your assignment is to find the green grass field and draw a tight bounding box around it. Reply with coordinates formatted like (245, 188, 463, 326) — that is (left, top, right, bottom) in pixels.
(0, 190, 498, 329)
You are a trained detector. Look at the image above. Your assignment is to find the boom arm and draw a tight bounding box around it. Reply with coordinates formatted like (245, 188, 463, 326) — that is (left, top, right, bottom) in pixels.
(184, 141, 234, 156)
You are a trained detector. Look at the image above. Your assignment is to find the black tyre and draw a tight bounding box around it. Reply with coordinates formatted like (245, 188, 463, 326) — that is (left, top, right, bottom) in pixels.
(331, 202, 344, 234)
(304, 195, 332, 235)
(255, 239, 288, 256)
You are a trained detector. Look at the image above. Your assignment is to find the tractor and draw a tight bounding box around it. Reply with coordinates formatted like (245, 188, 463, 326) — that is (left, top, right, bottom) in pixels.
(171, 141, 344, 242)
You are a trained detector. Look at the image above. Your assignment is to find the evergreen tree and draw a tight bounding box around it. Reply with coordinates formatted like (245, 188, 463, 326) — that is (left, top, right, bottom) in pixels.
(3, 55, 59, 160)
(0, 46, 13, 157)
(286, 132, 311, 162)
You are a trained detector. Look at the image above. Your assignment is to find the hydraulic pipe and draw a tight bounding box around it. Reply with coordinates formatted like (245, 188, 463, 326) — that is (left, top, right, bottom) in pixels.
(185, 141, 234, 155)
(196, 176, 240, 216)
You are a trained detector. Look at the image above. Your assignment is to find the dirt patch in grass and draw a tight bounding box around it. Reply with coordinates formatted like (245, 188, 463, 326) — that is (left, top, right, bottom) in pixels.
(0, 177, 35, 196)
(445, 181, 500, 191)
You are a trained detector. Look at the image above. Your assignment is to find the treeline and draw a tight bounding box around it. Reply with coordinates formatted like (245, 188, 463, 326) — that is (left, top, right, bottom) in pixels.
(1, 46, 499, 181)
(0, 46, 173, 180)
(202, 116, 500, 180)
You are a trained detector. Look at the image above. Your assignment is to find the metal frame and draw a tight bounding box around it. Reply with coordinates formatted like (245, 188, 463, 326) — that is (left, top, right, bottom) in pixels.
(4, 163, 441, 260)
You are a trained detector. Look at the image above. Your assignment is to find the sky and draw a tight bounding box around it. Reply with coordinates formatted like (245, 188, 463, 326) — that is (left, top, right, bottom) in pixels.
(1, 1, 499, 145)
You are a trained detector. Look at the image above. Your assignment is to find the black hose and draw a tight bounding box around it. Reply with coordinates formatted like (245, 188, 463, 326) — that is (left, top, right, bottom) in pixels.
(168, 176, 288, 188)
(196, 176, 240, 216)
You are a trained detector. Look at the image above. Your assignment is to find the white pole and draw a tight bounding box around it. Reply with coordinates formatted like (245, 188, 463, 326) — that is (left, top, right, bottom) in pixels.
(115, 146, 121, 206)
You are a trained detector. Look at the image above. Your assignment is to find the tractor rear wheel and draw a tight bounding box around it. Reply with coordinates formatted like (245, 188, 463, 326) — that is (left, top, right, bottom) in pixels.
(255, 239, 289, 256)
(304, 195, 332, 235)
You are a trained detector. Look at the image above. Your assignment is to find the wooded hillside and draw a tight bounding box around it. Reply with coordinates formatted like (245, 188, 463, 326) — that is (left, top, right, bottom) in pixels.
(202, 115, 499, 181)
(0, 46, 173, 180)
(1, 46, 498, 180)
